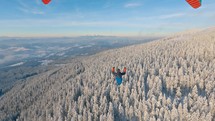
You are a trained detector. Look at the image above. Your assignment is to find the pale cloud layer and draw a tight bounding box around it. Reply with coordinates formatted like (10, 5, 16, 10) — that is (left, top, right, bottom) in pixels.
(124, 3, 142, 8)
(159, 13, 186, 19)
(17, 0, 45, 15)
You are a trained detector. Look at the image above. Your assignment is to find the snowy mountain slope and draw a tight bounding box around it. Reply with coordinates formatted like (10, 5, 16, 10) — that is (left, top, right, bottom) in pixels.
(0, 28, 215, 121)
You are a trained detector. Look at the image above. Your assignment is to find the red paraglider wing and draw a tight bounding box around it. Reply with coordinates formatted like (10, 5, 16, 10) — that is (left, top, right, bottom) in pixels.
(186, 0, 201, 9)
(41, 0, 202, 8)
(42, 0, 51, 5)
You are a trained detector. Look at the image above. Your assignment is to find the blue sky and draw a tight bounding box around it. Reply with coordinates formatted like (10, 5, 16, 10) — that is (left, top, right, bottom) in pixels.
(0, 0, 215, 37)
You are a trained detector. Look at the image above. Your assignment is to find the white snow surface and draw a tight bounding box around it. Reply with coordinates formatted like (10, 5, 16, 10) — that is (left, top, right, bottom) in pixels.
(9, 62, 24, 67)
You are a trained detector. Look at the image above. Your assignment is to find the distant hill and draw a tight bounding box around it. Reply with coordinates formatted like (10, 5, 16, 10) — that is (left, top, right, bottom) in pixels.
(0, 28, 215, 121)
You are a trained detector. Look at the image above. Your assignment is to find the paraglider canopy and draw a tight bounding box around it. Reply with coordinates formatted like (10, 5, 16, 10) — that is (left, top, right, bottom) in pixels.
(41, 0, 202, 9)
(42, 0, 51, 5)
(186, 0, 202, 9)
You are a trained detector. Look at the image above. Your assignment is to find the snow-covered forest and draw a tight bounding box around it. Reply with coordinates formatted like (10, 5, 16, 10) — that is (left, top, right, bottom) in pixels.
(0, 28, 215, 121)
